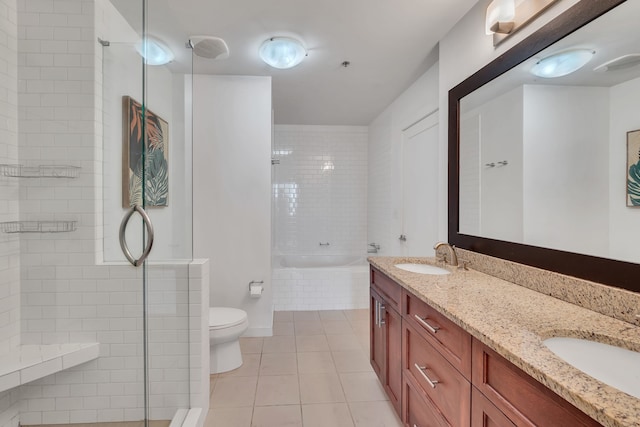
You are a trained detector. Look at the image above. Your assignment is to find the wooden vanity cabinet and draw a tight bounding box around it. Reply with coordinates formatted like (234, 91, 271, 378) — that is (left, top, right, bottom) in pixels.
(370, 267, 402, 415)
(471, 339, 602, 427)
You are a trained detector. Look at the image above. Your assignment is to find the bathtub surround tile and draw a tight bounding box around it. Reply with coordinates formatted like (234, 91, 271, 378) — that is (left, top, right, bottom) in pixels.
(254, 375, 300, 406)
(301, 403, 355, 427)
(296, 352, 336, 374)
(240, 337, 264, 354)
(348, 401, 403, 427)
(339, 372, 389, 402)
(210, 376, 258, 408)
(262, 336, 296, 353)
(259, 353, 297, 376)
(299, 373, 345, 404)
(251, 405, 302, 427)
(204, 407, 252, 427)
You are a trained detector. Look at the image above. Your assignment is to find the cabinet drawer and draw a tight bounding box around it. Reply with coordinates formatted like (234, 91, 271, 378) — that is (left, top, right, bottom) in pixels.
(403, 372, 449, 427)
(370, 267, 401, 312)
(472, 339, 601, 427)
(404, 291, 471, 378)
(471, 387, 516, 427)
(403, 322, 471, 427)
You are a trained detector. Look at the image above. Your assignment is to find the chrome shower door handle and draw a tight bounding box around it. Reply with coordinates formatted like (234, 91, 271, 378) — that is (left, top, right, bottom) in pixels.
(119, 205, 154, 267)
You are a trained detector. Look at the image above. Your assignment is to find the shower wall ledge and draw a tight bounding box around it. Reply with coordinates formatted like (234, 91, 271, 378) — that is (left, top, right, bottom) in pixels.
(0, 343, 100, 393)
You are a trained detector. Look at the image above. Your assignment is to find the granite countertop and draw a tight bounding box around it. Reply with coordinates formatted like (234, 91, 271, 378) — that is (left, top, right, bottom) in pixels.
(368, 256, 640, 427)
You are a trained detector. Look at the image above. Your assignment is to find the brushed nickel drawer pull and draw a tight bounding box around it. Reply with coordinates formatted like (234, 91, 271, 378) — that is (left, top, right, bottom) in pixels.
(379, 303, 386, 325)
(414, 363, 439, 388)
(414, 314, 440, 334)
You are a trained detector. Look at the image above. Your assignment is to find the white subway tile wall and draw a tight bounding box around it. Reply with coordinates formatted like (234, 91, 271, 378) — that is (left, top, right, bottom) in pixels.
(0, 0, 22, 425)
(271, 125, 369, 311)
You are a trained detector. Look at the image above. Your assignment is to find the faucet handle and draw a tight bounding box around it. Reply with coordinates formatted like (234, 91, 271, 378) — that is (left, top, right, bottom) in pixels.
(457, 260, 470, 271)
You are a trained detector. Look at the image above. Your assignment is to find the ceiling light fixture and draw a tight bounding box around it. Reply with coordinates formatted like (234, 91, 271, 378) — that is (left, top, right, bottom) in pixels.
(485, 0, 515, 35)
(530, 49, 595, 78)
(259, 37, 307, 69)
(487, 0, 560, 46)
(136, 36, 174, 66)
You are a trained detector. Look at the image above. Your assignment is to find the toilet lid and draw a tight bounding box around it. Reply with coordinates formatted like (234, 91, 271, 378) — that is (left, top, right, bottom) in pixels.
(209, 307, 248, 330)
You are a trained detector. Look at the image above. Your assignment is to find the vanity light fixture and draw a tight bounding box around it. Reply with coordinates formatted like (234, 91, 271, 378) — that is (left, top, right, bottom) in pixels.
(136, 36, 174, 66)
(530, 49, 595, 78)
(488, 0, 560, 46)
(259, 37, 307, 69)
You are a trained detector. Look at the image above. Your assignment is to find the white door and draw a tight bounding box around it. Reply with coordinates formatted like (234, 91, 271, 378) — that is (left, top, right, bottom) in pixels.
(400, 112, 439, 256)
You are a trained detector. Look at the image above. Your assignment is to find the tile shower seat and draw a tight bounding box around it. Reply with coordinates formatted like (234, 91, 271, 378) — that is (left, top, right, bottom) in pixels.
(0, 343, 99, 392)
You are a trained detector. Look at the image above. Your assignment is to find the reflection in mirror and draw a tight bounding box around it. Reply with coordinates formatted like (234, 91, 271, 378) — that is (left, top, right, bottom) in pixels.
(458, 0, 640, 264)
(449, 0, 640, 292)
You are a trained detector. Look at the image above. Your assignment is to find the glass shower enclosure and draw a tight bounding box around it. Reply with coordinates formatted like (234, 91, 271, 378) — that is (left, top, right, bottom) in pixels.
(0, 0, 195, 426)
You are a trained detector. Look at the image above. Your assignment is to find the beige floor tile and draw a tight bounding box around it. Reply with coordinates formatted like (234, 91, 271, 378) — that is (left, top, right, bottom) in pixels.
(274, 311, 294, 322)
(240, 337, 264, 354)
(327, 334, 362, 352)
(219, 353, 261, 377)
(255, 375, 301, 406)
(356, 333, 370, 354)
(301, 403, 355, 427)
(295, 334, 330, 352)
(299, 373, 345, 404)
(349, 320, 370, 337)
(273, 322, 295, 336)
(210, 375, 217, 396)
(210, 376, 258, 408)
(332, 350, 372, 373)
(318, 310, 347, 321)
(297, 351, 336, 374)
(348, 401, 403, 427)
(251, 405, 302, 427)
(339, 372, 388, 402)
(293, 311, 320, 322)
(343, 309, 369, 323)
(204, 407, 252, 427)
(294, 321, 325, 336)
(322, 320, 354, 335)
(259, 352, 298, 376)
(262, 335, 296, 353)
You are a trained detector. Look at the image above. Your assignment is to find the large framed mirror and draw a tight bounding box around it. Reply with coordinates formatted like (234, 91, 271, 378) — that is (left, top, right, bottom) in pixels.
(448, 0, 640, 292)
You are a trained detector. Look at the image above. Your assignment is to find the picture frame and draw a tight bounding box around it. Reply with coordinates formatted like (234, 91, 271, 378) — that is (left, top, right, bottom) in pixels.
(122, 96, 169, 208)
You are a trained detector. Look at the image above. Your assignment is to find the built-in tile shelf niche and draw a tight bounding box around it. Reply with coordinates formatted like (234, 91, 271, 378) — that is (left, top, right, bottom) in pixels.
(0, 163, 80, 178)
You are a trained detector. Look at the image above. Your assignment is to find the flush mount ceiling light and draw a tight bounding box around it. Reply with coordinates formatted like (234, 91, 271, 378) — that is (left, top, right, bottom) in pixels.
(531, 49, 595, 78)
(136, 36, 174, 66)
(259, 37, 307, 69)
(593, 54, 640, 73)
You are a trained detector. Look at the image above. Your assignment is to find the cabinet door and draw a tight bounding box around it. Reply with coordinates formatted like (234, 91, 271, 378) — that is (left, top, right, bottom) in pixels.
(383, 302, 402, 415)
(403, 372, 449, 427)
(370, 289, 385, 379)
(471, 387, 516, 427)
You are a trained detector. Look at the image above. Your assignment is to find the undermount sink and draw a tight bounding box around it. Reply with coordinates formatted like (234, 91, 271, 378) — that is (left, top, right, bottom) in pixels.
(543, 337, 640, 399)
(394, 263, 450, 275)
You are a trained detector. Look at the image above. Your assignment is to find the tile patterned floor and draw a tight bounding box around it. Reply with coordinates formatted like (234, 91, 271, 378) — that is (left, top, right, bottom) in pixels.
(204, 310, 403, 427)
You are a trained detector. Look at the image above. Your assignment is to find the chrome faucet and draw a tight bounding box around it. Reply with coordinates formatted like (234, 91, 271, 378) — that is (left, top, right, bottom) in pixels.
(433, 241, 458, 267)
(368, 243, 380, 253)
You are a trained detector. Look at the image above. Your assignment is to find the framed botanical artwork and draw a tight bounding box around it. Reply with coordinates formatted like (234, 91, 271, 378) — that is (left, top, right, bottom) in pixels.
(122, 96, 169, 207)
(627, 129, 640, 207)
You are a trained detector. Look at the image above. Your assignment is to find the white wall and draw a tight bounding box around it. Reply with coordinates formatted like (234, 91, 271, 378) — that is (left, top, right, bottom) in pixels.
(609, 76, 640, 261)
(368, 64, 439, 255)
(0, 0, 21, 425)
(273, 125, 368, 256)
(193, 75, 273, 337)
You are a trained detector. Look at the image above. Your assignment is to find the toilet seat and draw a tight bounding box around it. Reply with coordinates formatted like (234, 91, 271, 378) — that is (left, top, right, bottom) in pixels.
(209, 307, 248, 330)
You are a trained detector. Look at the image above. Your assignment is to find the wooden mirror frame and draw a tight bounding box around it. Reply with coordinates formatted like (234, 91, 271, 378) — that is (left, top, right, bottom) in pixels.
(447, 0, 640, 292)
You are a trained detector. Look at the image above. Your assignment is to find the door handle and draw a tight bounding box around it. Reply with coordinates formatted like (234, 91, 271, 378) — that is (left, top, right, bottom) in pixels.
(119, 205, 154, 267)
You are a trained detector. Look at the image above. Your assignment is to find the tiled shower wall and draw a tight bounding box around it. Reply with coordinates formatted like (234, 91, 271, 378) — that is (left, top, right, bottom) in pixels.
(0, 0, 21, 425)
(272, 125, 368, 255)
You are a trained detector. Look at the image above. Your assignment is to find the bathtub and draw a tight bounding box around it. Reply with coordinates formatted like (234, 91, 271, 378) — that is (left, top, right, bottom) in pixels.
(272, 254, 370, 311)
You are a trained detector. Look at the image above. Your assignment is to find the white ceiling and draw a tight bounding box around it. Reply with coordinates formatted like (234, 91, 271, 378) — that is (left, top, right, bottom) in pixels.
(110, 0, 478, 125)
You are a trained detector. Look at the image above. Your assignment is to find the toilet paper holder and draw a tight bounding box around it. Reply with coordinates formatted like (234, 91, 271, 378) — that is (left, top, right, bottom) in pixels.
(248, 280, 264, 290)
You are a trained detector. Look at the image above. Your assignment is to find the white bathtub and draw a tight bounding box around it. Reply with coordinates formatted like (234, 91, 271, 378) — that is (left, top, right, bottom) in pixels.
(272, 254, 370, 311)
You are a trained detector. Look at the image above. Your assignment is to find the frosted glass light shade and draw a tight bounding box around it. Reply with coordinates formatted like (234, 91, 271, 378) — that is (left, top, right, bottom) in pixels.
(485, 0, 516, 35)
(259, 37, 306, 69)
(136, 37, 174, 66)
(531, 49, 594, 78)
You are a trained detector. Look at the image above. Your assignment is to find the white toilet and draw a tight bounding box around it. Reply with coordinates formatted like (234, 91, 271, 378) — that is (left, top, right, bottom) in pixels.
(209, 307, 249, 374)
